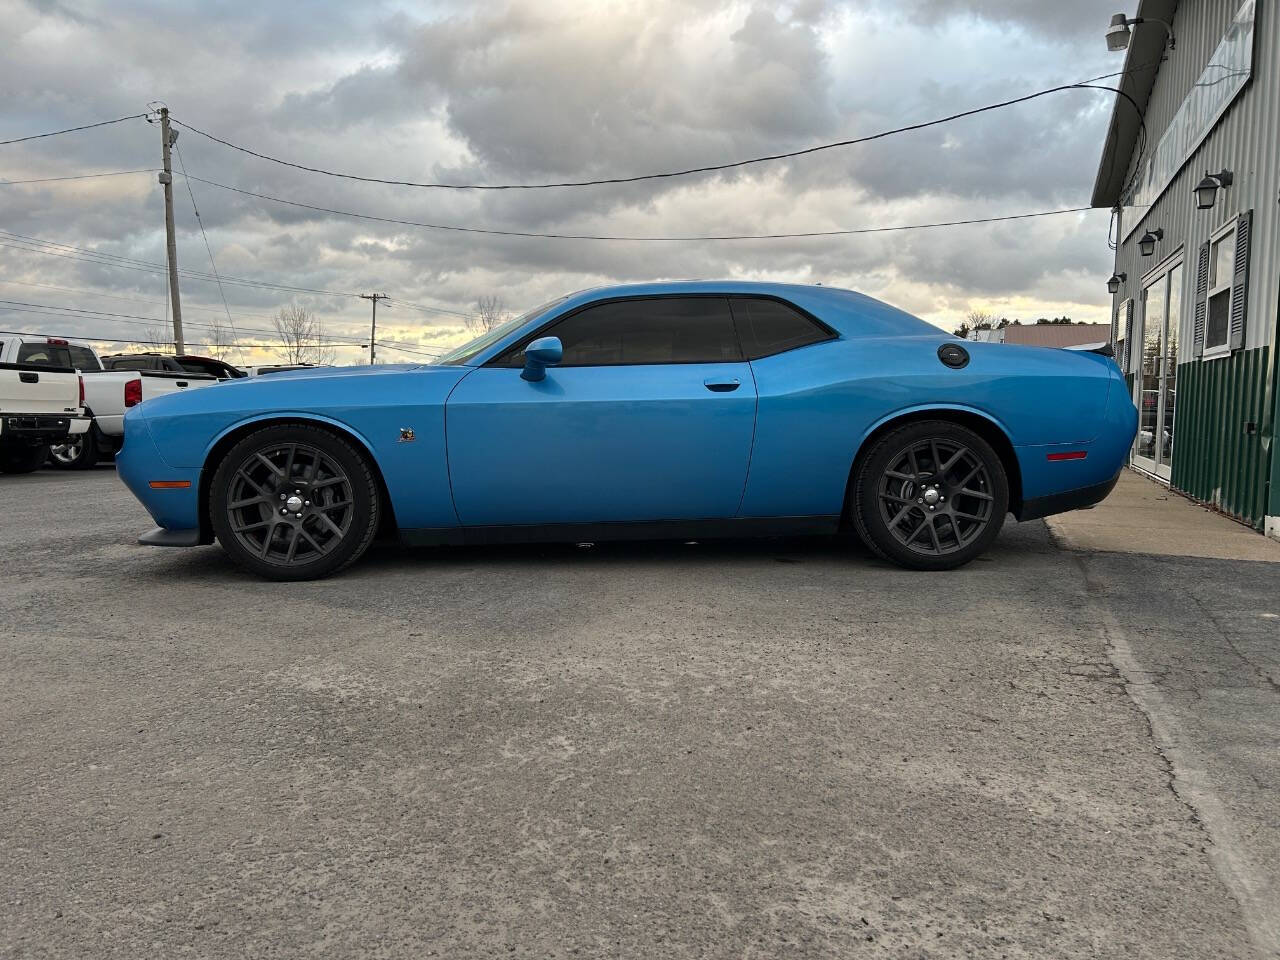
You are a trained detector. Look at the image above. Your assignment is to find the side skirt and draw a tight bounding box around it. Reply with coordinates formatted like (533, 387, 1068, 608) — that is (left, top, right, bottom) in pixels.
(399, 515, 841, 548)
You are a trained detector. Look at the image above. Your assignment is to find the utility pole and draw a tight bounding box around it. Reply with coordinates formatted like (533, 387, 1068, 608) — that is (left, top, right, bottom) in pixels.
(359, 294, 388, 365)
(156, 107, 185, 354)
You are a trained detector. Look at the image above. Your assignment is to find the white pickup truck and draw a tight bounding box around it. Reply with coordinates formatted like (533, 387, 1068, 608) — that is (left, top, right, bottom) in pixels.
(0, 336, 224, 470)
(0, 336, 90, 474)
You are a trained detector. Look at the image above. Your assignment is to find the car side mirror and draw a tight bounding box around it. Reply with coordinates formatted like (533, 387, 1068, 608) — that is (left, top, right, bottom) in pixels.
(521, 336, 563, 382)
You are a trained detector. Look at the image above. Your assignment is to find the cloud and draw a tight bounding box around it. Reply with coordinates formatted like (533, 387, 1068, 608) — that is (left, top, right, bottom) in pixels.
(0, 0, 1120, 360)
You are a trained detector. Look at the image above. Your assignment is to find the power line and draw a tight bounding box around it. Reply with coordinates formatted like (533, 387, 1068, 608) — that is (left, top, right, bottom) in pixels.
(0, 297, 446, 356)
(0, 169, 159, 185)
(0, 113, 148, 147)
(168, 68, 1147, 191)
(0, 232, 366, 298)
(183, 171, 1092, 240)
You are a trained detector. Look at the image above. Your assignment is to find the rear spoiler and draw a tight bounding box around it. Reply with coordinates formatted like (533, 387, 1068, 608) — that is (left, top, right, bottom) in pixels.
(1063, 341, 1114, 357)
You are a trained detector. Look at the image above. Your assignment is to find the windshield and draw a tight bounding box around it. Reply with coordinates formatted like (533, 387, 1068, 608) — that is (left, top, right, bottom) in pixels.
(432, 296, 569, 366)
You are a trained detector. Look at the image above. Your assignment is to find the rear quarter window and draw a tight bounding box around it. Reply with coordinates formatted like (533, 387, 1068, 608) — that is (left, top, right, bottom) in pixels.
(731, 297, 834, 359)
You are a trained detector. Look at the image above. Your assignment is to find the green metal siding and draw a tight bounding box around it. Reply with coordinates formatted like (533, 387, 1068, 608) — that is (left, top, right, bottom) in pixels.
(1170, 346, 1275, 528)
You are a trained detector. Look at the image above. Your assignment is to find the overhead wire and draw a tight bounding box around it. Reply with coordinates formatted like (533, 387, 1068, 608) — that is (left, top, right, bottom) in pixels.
(183, 171, 1094, 241)
(0, 169, 159, 185)
(166, 64, 1157, 191)
(0, 113, 148, 147)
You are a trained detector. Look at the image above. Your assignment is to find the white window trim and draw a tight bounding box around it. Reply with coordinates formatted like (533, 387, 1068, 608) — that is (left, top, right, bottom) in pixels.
(1202, 218, 1236, 360)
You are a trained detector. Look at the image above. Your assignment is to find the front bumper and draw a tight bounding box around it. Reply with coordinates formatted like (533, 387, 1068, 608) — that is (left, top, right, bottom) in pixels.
(116, 411, 203, 535)
(0, 414, 90, 443)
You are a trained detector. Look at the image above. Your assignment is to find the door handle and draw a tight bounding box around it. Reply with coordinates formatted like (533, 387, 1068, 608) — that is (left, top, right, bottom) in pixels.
(175, 381, 189, 387)
(703, 377, 741, 393)
(19, 372, 38, 384)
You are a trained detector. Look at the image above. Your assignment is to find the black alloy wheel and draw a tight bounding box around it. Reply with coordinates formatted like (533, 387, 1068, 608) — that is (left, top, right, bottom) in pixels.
(210, 425, 380, 580)
(852, 420, 1008, 570)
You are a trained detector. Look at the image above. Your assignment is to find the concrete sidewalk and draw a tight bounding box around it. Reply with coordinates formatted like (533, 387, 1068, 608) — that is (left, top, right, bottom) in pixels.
(1046, 468, 1280, 562)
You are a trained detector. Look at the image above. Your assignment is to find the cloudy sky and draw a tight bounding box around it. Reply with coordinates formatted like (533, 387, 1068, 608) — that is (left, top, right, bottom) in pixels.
(0, 0, 1130, 364)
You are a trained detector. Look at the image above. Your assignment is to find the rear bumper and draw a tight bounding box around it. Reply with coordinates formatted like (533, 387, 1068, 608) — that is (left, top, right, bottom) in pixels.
(1016, 470, 1122, 521)
(0, 414, 89, 443)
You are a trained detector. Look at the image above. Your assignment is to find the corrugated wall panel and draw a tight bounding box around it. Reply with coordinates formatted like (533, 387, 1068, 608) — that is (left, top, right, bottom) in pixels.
(1107, 0, 1279, 526)
(1170, 347, 1273, 527)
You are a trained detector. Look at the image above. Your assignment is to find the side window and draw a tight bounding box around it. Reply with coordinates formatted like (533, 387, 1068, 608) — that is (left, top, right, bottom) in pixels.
(504, 297, 741, 366)
(107, 357, 150, 371)
(731, 297, 832, 359)
(67, 346, 100, 371)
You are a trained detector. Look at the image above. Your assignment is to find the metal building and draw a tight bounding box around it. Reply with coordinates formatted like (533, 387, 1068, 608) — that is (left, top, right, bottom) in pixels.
(1093, 0, 1278, 538)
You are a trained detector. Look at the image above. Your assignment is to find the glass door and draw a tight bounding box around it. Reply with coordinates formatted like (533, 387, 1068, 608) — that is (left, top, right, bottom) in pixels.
(1133, 262, 1181, 480)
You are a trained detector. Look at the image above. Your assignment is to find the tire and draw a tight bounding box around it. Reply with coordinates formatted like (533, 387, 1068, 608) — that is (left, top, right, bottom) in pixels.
(851, 420, 1008, 571)
(48, 428, 99, 470)
(209, 424, 380, 581)
(0, 444, 49, 474)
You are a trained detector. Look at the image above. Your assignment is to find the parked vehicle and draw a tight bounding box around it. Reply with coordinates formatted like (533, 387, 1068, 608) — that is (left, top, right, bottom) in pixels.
(117, 282, 1139, 580)
(102, 352, 245, 380)
(0, 336, 90, 473)
(240, 363, 325, 377)
(39, 342, 223, 470)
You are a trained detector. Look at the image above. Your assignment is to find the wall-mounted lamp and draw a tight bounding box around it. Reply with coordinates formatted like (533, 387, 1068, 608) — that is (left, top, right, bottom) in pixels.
(1107, 272, 1126, 294)
(1106, 13, 1175, 52)
(1193, 169, 1233, 210)
(1138, 228, 1163, 257)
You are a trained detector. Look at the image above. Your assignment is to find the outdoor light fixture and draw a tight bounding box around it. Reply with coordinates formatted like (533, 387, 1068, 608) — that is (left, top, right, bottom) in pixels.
(1107, 272, 1126, 294)
(1138, 228, 1164, 257)
(1106, 13, 1175, 52)
(1193, 169, 1233, 210)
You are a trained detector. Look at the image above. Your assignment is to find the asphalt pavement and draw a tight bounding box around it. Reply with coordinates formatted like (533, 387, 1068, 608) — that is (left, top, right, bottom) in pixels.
(2, 466, 1277, 959)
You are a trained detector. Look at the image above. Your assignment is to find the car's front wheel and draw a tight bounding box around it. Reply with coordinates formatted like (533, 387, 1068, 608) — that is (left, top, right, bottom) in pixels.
(851, 420, 1008, 571)
(209, 424, 380, 581)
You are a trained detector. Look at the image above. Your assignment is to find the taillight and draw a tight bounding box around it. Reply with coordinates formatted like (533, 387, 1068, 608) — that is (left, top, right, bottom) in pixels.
(46, 337, 69, 346)
(124, 378, 143, 408)
(78, 375, 85, 408)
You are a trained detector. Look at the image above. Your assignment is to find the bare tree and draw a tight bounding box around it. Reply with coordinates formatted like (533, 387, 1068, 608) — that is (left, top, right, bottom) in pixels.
(273, 303, 336, 365)
(469, 295, 510, 334)
(141, 326, 175, 352)
(965, 310, 997, 331)
(205, 314, 234, 360)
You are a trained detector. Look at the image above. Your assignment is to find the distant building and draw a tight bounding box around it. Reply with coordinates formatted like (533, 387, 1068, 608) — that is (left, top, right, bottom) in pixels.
(968, 324, 1110, 348)
(1093, 0, 1277, 538)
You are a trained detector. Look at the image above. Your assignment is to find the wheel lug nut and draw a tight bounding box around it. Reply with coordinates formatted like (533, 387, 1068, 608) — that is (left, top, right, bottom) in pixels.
(279, 494, 286, 500)
(917, 498, 924, 503)
(304, 500, 310, 506)
(280, 508, 288, 515)
(295, 513, 303, 519)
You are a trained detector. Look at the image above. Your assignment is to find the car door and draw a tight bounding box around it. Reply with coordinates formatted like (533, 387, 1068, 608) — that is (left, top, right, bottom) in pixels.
(445, 295, 758, 527)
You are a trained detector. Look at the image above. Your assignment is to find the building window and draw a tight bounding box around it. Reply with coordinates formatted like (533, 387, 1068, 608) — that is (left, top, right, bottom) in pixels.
(1204, 223, 1235, 355)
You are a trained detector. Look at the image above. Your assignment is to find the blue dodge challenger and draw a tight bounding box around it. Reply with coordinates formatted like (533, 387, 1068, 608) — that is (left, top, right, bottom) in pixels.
(117, 282, 1137, 580)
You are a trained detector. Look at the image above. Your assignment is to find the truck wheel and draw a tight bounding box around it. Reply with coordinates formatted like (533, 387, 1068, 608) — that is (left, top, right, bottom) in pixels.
(851, 420, 1008, 571)
(0, 444, 49, 474)
(48, 429, 99, 470)
(209, 424, 380, 581)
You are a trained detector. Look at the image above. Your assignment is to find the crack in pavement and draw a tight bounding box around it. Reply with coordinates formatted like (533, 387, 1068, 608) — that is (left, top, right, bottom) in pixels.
(1071, 553, 1280, 959)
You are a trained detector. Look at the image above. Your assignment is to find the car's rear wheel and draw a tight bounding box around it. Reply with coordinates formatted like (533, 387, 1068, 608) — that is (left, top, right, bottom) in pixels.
(48, 429, 98, 470)
(851, 420, 1008, 570)
(210, 425, 380, 581)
